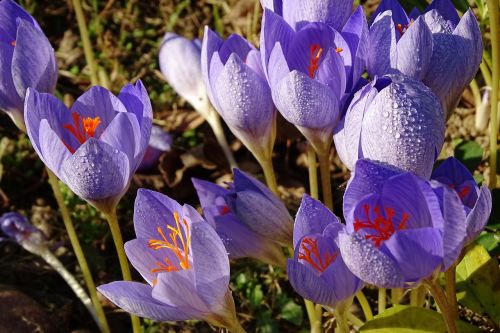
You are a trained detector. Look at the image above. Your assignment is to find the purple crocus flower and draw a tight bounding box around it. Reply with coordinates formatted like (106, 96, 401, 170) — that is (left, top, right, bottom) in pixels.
(287, 195, 362, 307)
(138, 125, 172, 171)
(24, 81, 152, 213)
(339, 159, 467, 287)
(367, 0, 482, 118)
(260, 6, 367, 153)
(261, 0, 354, 31)
(98, 189, 241, 330)
(333, 75, 445, 179)
(192, 170, 290, 267)
(0, 0, 57, 131)
(201, 28, 276, 163)
(0, 212, 47, 251)
(431, 157, 492, 244)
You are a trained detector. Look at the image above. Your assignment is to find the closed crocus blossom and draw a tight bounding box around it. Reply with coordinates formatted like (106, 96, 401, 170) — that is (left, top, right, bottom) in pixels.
(334, 75, 445, 179)
(138, 125, 172, 171)
(0, 0, 57, 131)
(98, 190, 243, 331)
(192, 175, 287, 268)
(195, 169, 293, 247)
(24, 81, 152, 213)
(431, 157, 492, 244)
(367, 0, 482, 118)
(0, 212, 47, 252)
(201, 27, 276, 164)
(339, 159, 467, 288)
(287, 195, 362, 307)
(260, 7, 367, 153)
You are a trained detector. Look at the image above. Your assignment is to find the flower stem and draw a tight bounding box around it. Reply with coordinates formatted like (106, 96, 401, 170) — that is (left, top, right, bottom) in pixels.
(347, 312, 364, 328)
(40, 248, 98, 326)
(307, 144, 319, 199)
(205, 111, 238, 169)
(317, 151, 333, 211)
(391, 288, 403, 305)
(258, 156, 279, 196)
(378, 288, 386, 314)
(445, 263, 459, 320)
(356, 291, 373, 320)
(46, 169, 110, 333)
(229, 321, 247, 333)
(305, 299, 322, 333)
(104, 209, 141, 333)
(425, 280, 457, 333)
(487, 0, 500, 189)
(72, 0, 99, 85)
(333, 299, 351, 333)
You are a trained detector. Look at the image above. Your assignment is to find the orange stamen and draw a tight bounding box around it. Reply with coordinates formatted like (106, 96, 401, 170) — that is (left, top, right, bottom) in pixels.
(335, 47, 343, 53)
(354, 205, 409, 247)
(62, 112, 101, 152)
(308, 44, 323, 78)
(10, 41, 16, 47)
(297, 237, 337, 273)
(148, 212, 191, 273)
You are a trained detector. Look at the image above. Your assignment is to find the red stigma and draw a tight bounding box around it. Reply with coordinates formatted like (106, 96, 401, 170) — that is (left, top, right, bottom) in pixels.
(219, 206, 231, 216)
(298, 237, 337, 273)
(308, 44, 323, 78)
(63, 112, 101, 153)
(354, 204, 409, 247)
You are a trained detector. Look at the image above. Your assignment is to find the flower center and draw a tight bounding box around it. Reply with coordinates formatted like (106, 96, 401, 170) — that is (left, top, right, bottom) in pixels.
(354, 204, 408, 247)
(396, 20, 414, 35)
(298, 236, 337, 273)
(308, 44, 323, 78)
(449, 183, 471, 201)
(63, 112, 101, 152)
(148, 212, 191, 274)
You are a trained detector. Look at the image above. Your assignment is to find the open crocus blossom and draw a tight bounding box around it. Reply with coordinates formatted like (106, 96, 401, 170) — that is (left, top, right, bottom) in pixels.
(24, 81, 152, 213)
(287, 195, 362, 307)
(201, 28, 276, 164)
(98, 190, 242, 331)
(192, 171, 288, 268)
(367, 0, 482, 118)
(431, 157, 492, 244)
(260, 7, 368, 153)
(138, 125, 172, 171)
(193, 169, 293, 249)
(339, 159, 468, 288)
(334, 75, 445, 179)
(260, 0, 354, 31)
(0, 0, 57, 131)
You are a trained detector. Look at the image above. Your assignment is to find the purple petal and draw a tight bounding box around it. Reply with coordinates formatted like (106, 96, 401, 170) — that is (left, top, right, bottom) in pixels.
(218, 34, 254, 64)
(133, 189, 183, 240)
(201, 26, 224, 104)
(0, 0, 38, 40)
(367, 11, 397, 77)
(0, 42, 22, 113)
(370, 0, 409, 28)
(360, 75, 445, 179)
(12, 20, 57, 100)
(381, 228, 443, 282)
(61, 138, 130, 202)
(283, 0, 354, 31)
(260, 9, 294, 75)
(465, 186, 492, 244)
(192, 178, 231, 210)
(245, 49, 266, 79)
(408, 8, 421, 20)
(98, 281, 199, 321)
(338, 232, 404, 288)
(260, 0, 283, 15)
(38, 119, 71, 177)
(315, 48, 347, 99)
(395, 17, 433, 80)
(422, 9, 454, 34)
(294, 194, 341, 248)
(432, 157, 478, 207)
(268, 42, 290, 88)
(425, 0, 460, 29)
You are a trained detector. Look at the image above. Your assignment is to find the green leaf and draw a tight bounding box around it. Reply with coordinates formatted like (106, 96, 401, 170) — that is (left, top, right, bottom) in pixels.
(249, 284, 264, 309)
(454, 141, 483, 173)
(280, 300, 303, 326)
(475, 232, 500, 255)
(456, 244, 500, 324)
(360, 305, 479, 332)
(450, 0, 470, 12)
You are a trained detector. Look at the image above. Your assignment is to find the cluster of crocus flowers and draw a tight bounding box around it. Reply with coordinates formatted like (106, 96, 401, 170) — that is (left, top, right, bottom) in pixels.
(24, 81, 152, 213)
(192, 168, 293, 267)
(98, 189, 244, 332)
(0, 0, 57, 131)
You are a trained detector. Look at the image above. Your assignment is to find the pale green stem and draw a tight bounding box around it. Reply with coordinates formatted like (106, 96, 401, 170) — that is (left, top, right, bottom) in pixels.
(445, 263, 459, 320)
(487, 0, 500, 189)
(103, 209, 141, 333)
(317, 152, 333, 211)
(305, 299, 322, 333)
(425, 280, 457, 333)
(480, 61, 493, 87)
(347, 312, 364, 328)
(356, 291, 373, 320)
(72, 0, 99, 85)
(470, 79, 482, 111)
(333, 300, 351, 333)
(307, 144, 319, 199)
(391, 288, 403, 305)
(258, 156, 279, 196)
(205, 112, 238, 169)
(378, 288, 386, 314)
(46, 169, 110, 333)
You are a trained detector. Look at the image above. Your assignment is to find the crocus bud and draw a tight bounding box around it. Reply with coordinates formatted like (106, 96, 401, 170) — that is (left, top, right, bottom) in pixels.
(0, 0, 57, 131)
(0, 212, 47, 253)
(334, 75, 445, 179)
